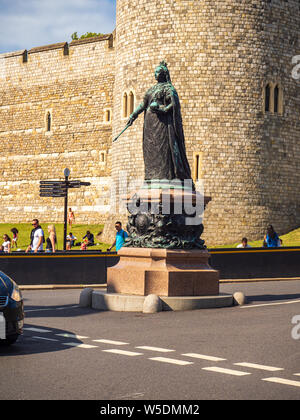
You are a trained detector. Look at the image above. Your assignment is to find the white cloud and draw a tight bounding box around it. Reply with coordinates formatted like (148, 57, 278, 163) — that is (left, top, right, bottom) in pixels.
(0, 0, 116, 53)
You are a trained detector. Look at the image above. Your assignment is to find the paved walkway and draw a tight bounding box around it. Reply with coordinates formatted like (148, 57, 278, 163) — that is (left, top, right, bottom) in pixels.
(19, 277, 300, 290)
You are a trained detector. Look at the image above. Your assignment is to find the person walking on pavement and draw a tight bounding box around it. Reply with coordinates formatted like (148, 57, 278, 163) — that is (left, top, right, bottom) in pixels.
(25, 219, 45, 253)
(67, 208, 75, 227)
(107, 221, 128, 252)
(45, 225, 57, 253)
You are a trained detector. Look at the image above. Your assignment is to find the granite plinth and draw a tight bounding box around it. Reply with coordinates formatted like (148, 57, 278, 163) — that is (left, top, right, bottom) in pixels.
(107, 247, 219, 297)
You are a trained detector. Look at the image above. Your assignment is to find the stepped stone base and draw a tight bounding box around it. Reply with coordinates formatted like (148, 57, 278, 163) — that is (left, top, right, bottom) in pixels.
(107, 247, 219, 297)
(92, 291, 233, 312)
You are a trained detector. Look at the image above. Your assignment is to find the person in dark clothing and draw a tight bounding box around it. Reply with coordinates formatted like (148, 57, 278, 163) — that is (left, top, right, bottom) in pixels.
(264, 225, 280, 248)
(82, 231, 94, 246)
(45, 225, 57, 253)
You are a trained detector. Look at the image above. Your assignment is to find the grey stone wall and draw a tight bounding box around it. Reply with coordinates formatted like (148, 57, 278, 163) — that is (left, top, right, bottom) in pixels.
(0, 37, 115, 224)
(109, 0, 300, 246)
(1, 1, 300, 247)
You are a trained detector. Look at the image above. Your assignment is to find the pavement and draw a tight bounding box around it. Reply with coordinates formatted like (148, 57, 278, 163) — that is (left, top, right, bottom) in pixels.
(19, 277, 300, 290)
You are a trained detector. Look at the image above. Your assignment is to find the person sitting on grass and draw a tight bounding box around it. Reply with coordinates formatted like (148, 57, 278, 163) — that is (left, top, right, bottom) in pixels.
(236, 237, 251, 248)
(66, 232, 77, 250)
(10, 228, 18, 249)
(82, 231, 94, 246)
(1, 234, 11, 253)
(80, 237, 89, 251)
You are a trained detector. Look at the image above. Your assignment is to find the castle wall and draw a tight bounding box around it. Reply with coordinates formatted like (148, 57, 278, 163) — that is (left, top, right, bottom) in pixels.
(0, 36, 115, 225)
(110, 0, 300, 246)
(1, 1, 300, 246)
(259, 0, 300, 235)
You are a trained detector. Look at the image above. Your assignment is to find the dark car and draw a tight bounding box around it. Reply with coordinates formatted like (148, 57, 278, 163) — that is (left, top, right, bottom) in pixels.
(0, 271, 24, 345)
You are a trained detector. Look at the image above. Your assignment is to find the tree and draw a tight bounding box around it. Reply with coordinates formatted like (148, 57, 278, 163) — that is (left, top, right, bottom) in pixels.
(71, 32, 104, 41)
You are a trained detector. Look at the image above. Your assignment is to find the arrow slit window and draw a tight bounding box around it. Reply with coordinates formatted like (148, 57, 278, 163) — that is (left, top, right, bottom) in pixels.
(263, 82, 283, 115)
(122, 91, 135, 119)
(273, 84, 283, 114)
(123, 93, 128, 119)
(264, 84, 271, 112)
(100, 151, 106, 166)
(45, 110, 52, 134)
(129, 91, 134, 115)
(193, 152, 203, 182)
(104, 108, 111, 123)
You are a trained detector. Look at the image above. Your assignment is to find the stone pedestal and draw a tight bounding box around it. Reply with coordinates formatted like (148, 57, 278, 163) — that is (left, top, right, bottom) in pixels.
(107, 247, 219, 297)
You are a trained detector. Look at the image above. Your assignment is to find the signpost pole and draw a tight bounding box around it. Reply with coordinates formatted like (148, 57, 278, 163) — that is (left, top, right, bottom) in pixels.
(39, 169, 90, 252)
(63, 168, 70, 251)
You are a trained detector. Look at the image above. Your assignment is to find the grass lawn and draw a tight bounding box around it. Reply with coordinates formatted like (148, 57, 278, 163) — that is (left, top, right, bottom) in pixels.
(0, 223, 299, 251)
(209, 226, 300, 248)
(0, 223, 111, 252)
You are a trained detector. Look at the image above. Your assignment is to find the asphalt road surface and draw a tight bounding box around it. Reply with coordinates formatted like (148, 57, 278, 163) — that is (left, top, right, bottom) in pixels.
(0, 280, 299, 401)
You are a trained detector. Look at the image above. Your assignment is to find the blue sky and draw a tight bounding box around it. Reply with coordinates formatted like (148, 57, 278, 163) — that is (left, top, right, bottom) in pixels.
(0, 0, 116, 53)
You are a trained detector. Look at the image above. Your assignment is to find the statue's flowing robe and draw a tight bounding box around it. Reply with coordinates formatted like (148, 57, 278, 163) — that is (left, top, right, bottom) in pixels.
(141, 82, 192, 182)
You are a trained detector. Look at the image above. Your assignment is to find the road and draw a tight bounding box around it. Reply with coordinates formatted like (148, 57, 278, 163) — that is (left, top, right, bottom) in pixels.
(0, 280, 299, 401)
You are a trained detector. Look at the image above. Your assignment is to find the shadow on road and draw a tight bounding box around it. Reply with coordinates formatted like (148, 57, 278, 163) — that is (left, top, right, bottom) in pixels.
(0, 323, 86, 356)
(24, 304, 98, 318)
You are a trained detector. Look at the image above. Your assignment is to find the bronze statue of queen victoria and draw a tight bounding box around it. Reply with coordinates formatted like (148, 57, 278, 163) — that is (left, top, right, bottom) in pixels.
(114, 62, 205, 249)
(116, 61, 193, 184)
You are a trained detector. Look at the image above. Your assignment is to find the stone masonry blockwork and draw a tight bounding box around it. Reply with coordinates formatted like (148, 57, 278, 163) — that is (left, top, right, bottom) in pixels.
(1, 0, 300, 246)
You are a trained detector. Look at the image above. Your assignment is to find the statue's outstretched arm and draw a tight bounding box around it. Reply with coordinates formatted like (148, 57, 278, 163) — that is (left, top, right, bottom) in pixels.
(113, 96, 148, 142)
(127, 97, 148, 126)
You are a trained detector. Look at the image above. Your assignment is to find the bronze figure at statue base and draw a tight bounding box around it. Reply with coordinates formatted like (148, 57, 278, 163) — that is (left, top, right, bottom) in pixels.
(123, 180, 210, 250)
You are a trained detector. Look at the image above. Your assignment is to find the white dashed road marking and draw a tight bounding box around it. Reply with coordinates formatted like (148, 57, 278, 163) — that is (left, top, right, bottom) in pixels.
(93, 339, 129, 345)
(62, 342, 98, 349)
(102, 349, 143, 356)
(182, 353, 226, 362)
(136, 346, 175, 353)
(56, 333, 89, 339)
(262, 377, 300, 388)
(25, 309, 51, 313)
(24, 327, 52, 333)
(149, 357, 193, 366)
(25, 305, 78, 313)
(32, 336, 59, 342)
(240, 299, 300, 309)
(56, 306, 78, 310)
(234, 362, 284, 372)
(202, 367, 251, 376)
(24, 328, 300, 387)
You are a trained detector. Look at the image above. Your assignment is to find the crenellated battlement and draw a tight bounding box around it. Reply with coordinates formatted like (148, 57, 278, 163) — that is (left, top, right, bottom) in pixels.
(0, 33, 115, 88)
(0, 33, 114, 59)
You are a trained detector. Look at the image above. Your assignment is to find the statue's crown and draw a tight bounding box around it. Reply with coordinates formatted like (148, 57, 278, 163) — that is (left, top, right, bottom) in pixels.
(159, 60, 168, 68)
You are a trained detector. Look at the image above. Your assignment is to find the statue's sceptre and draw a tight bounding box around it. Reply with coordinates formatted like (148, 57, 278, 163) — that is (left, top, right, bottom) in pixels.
(113, 100, 158, 143)
(113, 119, 133, 142)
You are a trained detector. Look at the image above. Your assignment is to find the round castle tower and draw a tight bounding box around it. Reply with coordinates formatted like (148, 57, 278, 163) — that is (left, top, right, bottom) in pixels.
(107, 0, 300, 246)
